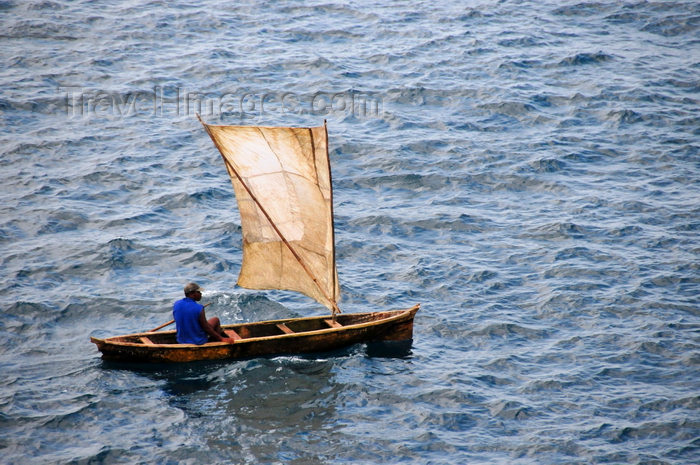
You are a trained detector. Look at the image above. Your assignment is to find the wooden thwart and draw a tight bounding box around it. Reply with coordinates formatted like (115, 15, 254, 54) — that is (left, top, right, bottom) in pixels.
(224, 329, 242, 341)
(276, 323, 294, 334)
(324, 319, 342, 329)
(139, 336, 155, 345)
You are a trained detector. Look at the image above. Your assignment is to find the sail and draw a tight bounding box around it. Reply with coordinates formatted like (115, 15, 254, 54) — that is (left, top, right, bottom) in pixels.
(199, 120, 340, 312)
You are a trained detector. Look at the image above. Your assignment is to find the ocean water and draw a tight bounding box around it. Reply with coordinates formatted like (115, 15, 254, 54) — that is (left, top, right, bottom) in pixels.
(1, 0, 699, 463)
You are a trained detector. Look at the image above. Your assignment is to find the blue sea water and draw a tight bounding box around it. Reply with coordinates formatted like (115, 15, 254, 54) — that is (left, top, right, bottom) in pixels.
(1, 0, 699, 463)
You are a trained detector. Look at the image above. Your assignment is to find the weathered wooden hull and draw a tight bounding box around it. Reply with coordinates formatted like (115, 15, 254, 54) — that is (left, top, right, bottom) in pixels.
(91, 305, 419, 363)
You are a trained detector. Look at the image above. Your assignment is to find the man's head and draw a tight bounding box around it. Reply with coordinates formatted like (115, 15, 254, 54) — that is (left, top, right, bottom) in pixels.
(184, 282, 203, 300)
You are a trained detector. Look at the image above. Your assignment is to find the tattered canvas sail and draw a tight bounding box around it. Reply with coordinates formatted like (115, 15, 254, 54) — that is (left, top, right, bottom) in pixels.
(199, 119, 340, 312)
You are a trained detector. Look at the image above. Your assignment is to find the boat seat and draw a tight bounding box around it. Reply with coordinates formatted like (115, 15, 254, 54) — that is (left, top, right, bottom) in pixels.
(276, 323, 294, 334)
(139, 336, 155, 345)
(324, 319, 342, 329)
(224, 329, 242, 341)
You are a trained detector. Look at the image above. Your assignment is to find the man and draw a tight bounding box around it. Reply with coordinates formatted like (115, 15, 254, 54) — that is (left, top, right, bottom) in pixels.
(173, 282, 233, 344)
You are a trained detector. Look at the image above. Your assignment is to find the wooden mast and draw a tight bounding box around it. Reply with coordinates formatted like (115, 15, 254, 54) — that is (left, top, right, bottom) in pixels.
(324, 120, 339, 310)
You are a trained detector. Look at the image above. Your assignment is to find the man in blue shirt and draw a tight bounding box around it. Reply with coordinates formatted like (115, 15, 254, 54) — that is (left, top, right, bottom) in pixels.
(173, 282, 234, 344)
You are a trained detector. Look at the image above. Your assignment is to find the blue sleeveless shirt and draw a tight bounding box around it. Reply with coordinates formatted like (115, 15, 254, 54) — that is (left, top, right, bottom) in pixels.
(173, 297, 208, 345)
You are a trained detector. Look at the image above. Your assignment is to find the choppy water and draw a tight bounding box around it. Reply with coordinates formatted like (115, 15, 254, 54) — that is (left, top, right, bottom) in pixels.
(2, 1, 699, 464)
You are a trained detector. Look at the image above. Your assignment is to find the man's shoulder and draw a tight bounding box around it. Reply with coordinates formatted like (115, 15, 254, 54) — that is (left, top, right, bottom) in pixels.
(174, 298, 202, 310)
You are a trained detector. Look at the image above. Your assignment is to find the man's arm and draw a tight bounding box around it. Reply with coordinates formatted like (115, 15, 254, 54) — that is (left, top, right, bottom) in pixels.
(198, 308, 226, 342)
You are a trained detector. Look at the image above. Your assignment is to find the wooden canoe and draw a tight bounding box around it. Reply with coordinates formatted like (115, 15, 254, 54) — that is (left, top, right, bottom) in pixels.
(90, 304, 419, 363)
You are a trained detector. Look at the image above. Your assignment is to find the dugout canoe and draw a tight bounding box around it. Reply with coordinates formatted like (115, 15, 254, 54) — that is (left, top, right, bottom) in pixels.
(91, 305, 419, 363)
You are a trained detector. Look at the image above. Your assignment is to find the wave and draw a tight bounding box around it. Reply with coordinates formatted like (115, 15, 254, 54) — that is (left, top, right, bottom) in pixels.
(558, 51, 615, 66)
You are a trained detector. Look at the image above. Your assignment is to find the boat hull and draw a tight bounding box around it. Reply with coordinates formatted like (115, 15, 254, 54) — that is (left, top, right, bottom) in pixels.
(90, 305, 419, 363)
